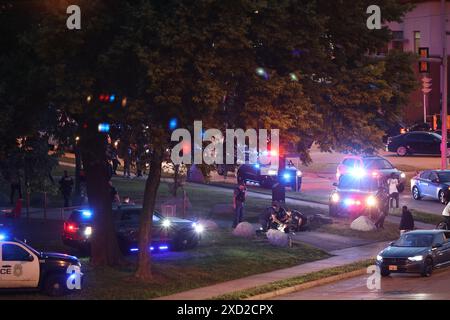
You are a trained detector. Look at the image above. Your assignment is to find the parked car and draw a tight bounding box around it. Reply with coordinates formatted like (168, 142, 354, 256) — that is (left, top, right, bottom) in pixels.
(0, 232, 82, 296)
(62, 205, 204, 254)
(236, 163, 302, 190)
(336, 155, 406, 192)
(329, 174, 381, 218)
(376, 230, 450, 277)
(410, 170, 450, 204)
(386, 131, 449, 156)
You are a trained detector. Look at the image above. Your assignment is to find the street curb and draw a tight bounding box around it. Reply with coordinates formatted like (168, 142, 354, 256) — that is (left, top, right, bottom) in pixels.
(242, 268, 367, 300)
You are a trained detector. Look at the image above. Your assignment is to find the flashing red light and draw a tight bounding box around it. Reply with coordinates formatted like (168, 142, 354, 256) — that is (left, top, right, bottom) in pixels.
(99, 94, 105, 101)
(64, 222, 79, 233)
(105, 95, 110, 101)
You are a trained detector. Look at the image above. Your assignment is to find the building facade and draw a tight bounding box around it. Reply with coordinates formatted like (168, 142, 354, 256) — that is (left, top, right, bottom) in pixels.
(386, 0, 450, 125)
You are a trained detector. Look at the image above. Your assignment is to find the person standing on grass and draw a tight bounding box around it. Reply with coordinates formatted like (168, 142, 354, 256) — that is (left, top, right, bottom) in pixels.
(375, 185, 389, 229)
(59, 170, 74, 207)
(233, 181, 247, 228)
(399, 205, 414, 234)
(387, 173, 399, 211)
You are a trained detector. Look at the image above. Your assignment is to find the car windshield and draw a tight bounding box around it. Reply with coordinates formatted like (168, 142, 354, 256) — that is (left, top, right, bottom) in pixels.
(338, 175, 378, 191)
(437, 172, 450, 182)
(393, 234, 434, 247)
(363, 159, 394, 170)
(431, 132, 442, 140)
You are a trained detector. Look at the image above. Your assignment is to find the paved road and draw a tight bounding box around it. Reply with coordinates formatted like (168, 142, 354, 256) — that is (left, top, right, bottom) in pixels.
(275, 266, 450, 300)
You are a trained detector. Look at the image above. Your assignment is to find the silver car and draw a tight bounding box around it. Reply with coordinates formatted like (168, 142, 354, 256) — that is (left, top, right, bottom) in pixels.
(411, 170, 450, 204)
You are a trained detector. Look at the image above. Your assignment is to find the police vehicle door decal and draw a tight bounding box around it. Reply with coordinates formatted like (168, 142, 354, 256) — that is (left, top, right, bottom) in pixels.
(0, 242, 39, 288)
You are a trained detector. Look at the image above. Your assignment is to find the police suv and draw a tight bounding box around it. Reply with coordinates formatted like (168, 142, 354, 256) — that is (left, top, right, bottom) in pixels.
(0, 233, 83, 296)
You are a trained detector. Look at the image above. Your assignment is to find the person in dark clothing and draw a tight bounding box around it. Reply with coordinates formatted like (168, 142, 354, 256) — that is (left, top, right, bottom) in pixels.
(8, 171, 22, 205)
(59, 170, 74, 207)
(284, 209, 307, 232)
(111, 145, 120, 175)
(272, 181, 285, 204)
(399, 205, 414, 234)
(233, 182, 247, 228)
(260, 202, 284, 232)
(109, 181, 121, 204)
(375, 185, 389, 229)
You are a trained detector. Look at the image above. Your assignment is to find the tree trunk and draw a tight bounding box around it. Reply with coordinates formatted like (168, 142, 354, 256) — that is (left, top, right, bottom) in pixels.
(134, 147, 163, 280)
(80, 124, 123, 267)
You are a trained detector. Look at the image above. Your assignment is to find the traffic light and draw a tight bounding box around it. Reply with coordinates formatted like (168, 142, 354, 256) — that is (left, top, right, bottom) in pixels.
(419, 47, 429, 73)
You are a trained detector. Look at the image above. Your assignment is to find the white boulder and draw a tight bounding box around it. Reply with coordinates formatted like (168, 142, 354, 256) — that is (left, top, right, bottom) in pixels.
(350, 216, 376, 232)
(266, 229, 290, 247)
(232, 222, 255, 238)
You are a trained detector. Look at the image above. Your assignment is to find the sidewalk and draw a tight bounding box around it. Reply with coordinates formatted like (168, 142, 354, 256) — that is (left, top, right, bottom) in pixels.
(155, 241, 389, 300)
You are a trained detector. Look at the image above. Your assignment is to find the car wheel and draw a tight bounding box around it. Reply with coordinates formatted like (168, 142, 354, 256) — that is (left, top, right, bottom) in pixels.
(421, 258, 433, 277)
(396, 146, 408, 157)
(44, 274, 67, 297)
(380, 269, 390, 277)
(412, 186, 422, 200)
(439, 190, 447, 204)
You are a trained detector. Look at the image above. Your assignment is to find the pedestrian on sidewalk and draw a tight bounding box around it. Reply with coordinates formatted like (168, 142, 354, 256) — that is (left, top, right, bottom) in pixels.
(232, 181, 247, 228)
(59, 170, 74, 207)
(399, 205, 414, 234)
(387, 173, 399, 211)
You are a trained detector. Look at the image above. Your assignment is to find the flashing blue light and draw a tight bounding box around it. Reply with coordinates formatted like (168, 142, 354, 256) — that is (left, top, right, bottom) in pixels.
(169, 118, 178, 130)
(283, 173, 291, 181)
(254, 163, 260, 169)
(349, 167, 365, 177)
(150, 246, 154, 251)
(81, 210, 92, 218)
(130, 248, 138, 252)
(109, 95, 116, 102)
(98, 123, 110, 133)
(343, 199, 353, 206)
(0, 234, 6, 241)
(159, 245, 169, 251)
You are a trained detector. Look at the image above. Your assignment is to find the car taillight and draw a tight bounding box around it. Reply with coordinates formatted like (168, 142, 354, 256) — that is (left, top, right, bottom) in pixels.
(64, 222, 79, 233)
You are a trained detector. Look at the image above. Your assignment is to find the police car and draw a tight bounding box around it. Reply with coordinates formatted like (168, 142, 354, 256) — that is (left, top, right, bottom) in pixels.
(329, 173, 382, 218)
(0, 232, 82, 296)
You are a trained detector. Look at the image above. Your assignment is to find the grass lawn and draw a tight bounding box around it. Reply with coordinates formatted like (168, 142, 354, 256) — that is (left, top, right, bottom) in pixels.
(0, 230, 329, 300)
(212, 259, 375, 300)
(317, 217, 400, 242)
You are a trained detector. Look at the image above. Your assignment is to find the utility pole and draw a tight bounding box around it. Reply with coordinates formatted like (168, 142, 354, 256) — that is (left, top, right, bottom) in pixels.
(441, 0, 448, 170)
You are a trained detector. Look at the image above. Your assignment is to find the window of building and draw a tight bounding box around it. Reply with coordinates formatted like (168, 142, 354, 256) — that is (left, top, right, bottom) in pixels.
(414, 31, 421, 53)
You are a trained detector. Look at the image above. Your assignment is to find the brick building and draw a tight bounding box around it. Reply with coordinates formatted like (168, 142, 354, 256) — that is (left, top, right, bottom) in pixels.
(386, 0, 450, 125)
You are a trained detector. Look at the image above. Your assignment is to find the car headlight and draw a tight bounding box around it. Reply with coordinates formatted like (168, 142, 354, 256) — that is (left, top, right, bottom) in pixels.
(192, 223, 204, 234)
(331, 193, 340, 203)
(162, 219, 171, 228)
(267, 169, 278, 176)
(296, 171, 302, 177)
(376, 255, 383, 262)
(400, 172, 406, 179)
(84, 227, 92, 237)
(407, 255, 423, 262)
(366, 195, 377, 207)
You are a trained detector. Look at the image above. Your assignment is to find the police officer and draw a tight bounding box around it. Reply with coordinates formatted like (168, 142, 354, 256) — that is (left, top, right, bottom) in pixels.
(59, 170, 74, 207)
(233, 181, 247, 228)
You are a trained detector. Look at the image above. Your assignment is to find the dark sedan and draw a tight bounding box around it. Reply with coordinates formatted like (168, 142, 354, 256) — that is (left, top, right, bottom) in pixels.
(411, 170, 450, 204)
(62, 205, 204, 254)
(386, 131, 449, 156)
(376, 230, 450, 277)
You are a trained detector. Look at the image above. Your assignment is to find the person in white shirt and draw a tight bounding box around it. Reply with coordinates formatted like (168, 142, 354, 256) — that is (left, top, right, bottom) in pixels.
(442, 201, 450, 226)
(387, 173, 399, 209)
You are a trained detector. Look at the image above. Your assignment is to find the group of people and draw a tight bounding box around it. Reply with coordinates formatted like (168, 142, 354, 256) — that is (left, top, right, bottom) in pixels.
(232, 181, 307, 233)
